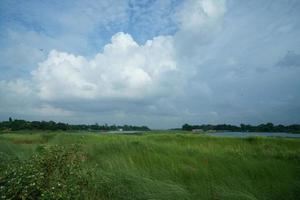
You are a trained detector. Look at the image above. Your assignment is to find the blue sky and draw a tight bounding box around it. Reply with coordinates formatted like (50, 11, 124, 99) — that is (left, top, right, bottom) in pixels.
(0, 0, 300, 128)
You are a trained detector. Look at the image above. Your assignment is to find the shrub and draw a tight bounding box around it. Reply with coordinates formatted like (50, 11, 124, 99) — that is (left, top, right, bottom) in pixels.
(0, 145, 89, 200)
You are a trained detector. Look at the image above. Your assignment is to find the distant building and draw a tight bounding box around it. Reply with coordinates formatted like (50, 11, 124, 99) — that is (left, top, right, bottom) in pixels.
(118, 128, 123, 132)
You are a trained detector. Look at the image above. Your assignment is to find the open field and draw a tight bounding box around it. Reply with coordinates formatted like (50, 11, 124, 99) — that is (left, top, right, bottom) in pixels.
(1, 131, 300, 199)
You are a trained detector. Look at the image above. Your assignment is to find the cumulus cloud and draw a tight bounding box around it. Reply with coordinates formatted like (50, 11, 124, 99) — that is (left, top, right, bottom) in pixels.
(32, 32, 178, 101)
(0, 0, 228, 124)
(3, 0, 300, 127)
(30, 0, 227, 103)
(0, 0, 129, 80)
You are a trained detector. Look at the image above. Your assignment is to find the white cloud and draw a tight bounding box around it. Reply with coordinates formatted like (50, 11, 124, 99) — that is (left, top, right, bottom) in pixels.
(0, 0, 299, 128)
(0, 79, 36, 115)
(0, 1, 227, 120)
(174, 0, 227, 72)
(178, 0, 226, 31)
(0, 79, 75, 118)
(0, 79, 33, 97)
(32, 32, 178, 101)
(0, 0, 234, 127)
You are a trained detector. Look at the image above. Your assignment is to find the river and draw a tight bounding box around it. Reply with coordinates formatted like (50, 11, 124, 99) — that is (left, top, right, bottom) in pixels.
(206, 131, 300, 138)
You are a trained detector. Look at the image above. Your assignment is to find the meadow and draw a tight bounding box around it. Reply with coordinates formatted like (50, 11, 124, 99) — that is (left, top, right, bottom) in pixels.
(0, 131, 300, 200)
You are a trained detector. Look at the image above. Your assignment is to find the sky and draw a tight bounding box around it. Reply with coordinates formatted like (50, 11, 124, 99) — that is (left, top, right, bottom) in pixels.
(0, 0, 300, 128)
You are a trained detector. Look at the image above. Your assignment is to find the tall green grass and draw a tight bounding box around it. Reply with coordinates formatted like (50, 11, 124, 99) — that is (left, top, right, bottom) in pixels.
(1, 131, 300, 199)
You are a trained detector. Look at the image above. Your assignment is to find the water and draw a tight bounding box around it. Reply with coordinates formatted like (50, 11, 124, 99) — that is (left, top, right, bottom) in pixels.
(106, 131, 143, 134)
(206, 132, 300, 138)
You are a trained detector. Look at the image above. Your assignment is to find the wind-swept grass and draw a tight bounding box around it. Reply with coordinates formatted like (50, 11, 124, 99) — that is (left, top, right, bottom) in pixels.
(0, 131, 300, 199)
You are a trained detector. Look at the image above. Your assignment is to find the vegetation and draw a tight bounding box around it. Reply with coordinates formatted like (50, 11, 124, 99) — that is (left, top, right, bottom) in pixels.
(1, 131, 300, 199)
(182, 123, 300, 133)
(0, 118, 150, 131)
(2, 118, 300, 133)
(0, 144, 89, 199)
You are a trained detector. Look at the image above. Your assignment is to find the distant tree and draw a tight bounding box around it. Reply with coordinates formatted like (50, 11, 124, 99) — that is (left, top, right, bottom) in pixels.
(181, 122, 300, 133)
(182, 124, 193, 131)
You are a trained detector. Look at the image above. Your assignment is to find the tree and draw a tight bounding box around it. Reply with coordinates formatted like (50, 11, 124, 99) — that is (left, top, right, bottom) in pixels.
(182, 124, 193, 131)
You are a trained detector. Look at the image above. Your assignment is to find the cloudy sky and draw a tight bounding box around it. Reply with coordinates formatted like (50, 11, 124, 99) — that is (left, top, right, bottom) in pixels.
(0, 0, 300, 128)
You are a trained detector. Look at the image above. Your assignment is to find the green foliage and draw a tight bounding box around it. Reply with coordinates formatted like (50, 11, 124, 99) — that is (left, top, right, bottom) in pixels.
(1, 132, 300, 199)
(88, 170, 190, 200)
(182, 123, 300, 133)
(0, 145, 89, 200)
(0, 118, 151, 132)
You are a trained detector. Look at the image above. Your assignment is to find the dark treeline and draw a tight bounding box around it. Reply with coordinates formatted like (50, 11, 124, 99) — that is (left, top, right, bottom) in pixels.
(182, 123, 300, 133)
(0, 118, 150, 131)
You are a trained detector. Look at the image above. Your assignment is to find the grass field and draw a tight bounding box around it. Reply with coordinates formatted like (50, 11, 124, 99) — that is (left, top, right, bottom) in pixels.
(1, 131, 300, 199)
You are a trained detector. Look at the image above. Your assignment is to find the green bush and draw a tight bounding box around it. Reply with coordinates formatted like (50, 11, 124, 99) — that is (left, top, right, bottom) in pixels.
(0, 145, 89, 200)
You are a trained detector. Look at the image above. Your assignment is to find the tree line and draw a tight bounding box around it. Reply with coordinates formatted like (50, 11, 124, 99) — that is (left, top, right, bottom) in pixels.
(0, 118, 150, 131)
(182, 123, 300, 133)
